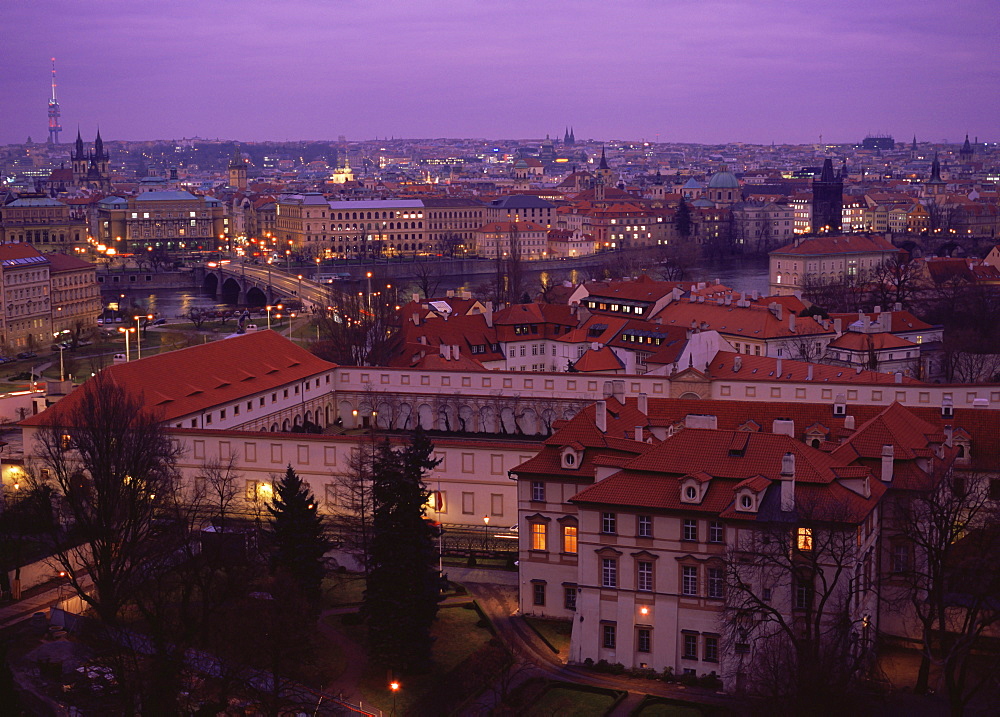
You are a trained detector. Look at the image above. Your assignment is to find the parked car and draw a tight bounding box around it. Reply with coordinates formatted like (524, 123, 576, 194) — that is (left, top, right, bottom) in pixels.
(0, 356, 13, 364)
(17, 351, 37, 360)
(152, 318, 167, 325)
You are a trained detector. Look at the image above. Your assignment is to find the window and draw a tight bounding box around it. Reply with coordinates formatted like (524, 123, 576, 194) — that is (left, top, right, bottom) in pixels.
(602, 624, 616, 649)
(740, 494, 753, 510)
(602, 512, 617, 534)
(704, 635, 719, 662)
(684, 485, 697, 501)
(797, 527, 813, 551)
(563, 524, 578, 554)
(531, 481, 545, 501)
(602, 558, 618, 588)
(564, 586, 577, 610)
(638, 515, 652, 538)
(533, 583, 546, 606)
(530, 522, 547, 551)
(990, 479, 1000, 501)
(682, 566, 698, 596)
(708, 567, 724, 599)
(683, 633, 698, 659)
(638, 561, 653, 592)
(795, 578, 812, 610)
(683, 519, 698, 542)
(891, 543, 910, 573)
(637, 628, 651, 653)
(709, 521, 724, 544)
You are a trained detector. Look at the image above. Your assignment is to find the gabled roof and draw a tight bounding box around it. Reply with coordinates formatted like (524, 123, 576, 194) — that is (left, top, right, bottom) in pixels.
(831, 402, 945, 463)
(573, 346, 624, 372)
(22, 331, 334, 427)
(828, 332, 917, 351)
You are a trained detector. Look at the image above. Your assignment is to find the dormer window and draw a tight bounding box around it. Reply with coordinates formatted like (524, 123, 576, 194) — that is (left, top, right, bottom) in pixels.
(680, 472, 711, 504)
(739, 494, 754, 511)
(560, 446, 582, 470)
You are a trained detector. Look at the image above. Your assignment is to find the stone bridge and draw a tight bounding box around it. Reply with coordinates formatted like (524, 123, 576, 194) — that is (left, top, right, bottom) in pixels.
(897, 233, 996, 259)
(196, 264, 328, 308)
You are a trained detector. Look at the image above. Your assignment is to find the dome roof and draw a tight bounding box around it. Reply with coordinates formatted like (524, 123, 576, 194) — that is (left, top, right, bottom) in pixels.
(707, 170, 739, 189)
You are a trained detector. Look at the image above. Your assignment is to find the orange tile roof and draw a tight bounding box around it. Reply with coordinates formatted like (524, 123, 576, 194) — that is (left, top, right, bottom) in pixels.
(573, 346, 624, 372)
(829, 311, 934, 333)
(22, 331, 334, 426)
(828, 332, 917, 351)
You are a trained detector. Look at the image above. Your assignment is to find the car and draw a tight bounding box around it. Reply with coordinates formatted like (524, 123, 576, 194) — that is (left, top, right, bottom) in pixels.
(0, 357, 13, 364)
(17, 351, 37, 360)
(152, 318, 167, 326)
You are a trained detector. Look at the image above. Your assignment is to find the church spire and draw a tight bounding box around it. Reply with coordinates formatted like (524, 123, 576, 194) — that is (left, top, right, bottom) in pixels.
(929, 153, 944, 183)
(598, 145, 609, 170)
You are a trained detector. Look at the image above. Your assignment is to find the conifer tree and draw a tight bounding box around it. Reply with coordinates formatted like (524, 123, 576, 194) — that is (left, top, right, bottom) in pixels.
(364, 429, 442, 673)
(676, 196, 693, 237)
(268, 465, 328, 603)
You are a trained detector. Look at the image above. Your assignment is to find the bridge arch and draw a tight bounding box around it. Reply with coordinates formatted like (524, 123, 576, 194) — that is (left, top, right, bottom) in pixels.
(220, 277, 242, 304)
(245, 286, 268, 307)
(202, 272, 220, 296)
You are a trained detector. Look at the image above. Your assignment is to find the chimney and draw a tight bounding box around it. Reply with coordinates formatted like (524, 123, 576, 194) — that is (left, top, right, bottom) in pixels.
(775, 358, 783, 377)
(772, 418, 795, 437)
(874, 305, 881, 314)
(789, 313, 796, 332)
(412, 293, 420, 303)
(780, 452, 796, 512)
(880, 444, 894, 483)
(634, 426, 644, 442)
(806, 364, 814, 381)
(595, 400, 607, 433)
(733, 355, 742, 372)
(412, 312, 421, 326)
(613, 379, 625, 404)
(440, 344, 449, 359)
(894, 302, 902, 312)
(637, 392, 648, 415)
(844, 415, 855, 430)
(453, 344, 461, 360)
(944, 424, 954, 447)
(485, 301, 494, 327)
(834, 318, 842, 334)
(894, 372, 903, 384)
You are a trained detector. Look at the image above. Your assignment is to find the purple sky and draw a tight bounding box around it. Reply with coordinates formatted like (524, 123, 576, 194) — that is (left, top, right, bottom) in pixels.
(4, 0, 998, 146)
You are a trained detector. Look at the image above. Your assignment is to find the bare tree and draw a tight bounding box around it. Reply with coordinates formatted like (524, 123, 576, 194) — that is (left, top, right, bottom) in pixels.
(411, 257, 443, 299)
(30, 371, 183, 625)
(312, 287, 401, 366)
(724, 494, 874, 711)
(200, 454, 243, 532)
(183, 306, 209, 330)
(887, 465, 1000, 713)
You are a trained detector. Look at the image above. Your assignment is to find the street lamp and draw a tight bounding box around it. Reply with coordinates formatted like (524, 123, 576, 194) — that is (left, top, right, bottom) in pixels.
(288, 311, 297, 338)
(118, 326, 135, 361)
(389, 680, 400, 717)
(265, 305, 273, 330)
(483, 515, 490, 553)
(53, 334, 65, 381)
(135, 314, 153, 359)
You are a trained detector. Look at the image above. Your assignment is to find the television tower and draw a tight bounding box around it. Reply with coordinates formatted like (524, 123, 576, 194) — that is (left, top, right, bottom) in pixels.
(47, 57, 62, 145)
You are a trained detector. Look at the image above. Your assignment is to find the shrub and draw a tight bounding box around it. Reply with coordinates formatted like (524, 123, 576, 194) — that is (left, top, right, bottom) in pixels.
(661, 666, 675, 683)
(678, 671, 698, 687)
(698, 671, 723, 690)
(608, 662, 626, 675)
(583, 657, 594, 668)
(466, 555, 478, 567)
(595, 659, 610, 673)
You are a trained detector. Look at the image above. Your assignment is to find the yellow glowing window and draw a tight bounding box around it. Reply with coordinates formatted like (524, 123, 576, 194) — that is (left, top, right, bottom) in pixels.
(797, 527, 813, 551)
(531, 522, 547, 551)
(563, 525, 578, 554)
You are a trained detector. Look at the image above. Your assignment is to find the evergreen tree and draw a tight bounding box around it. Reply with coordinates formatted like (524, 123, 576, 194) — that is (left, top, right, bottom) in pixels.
(676, 196, 693, 237)
(364, 429, 442, 673)
(268, 465, 328, 603)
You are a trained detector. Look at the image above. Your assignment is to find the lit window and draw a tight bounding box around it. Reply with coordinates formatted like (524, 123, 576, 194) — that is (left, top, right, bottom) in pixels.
(530, 522, 547, 551)
(797, 527, 813, 551)
(563, 524, 578, 554)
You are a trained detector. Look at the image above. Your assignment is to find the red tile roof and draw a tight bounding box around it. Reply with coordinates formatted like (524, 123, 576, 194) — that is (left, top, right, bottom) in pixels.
(572, 346, 624, 372)
(22, 331, 334, 427)
(772, 234, 899, 256)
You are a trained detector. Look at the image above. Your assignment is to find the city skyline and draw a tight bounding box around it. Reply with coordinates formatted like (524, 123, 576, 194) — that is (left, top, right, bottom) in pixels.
(2, 0, 998, 146)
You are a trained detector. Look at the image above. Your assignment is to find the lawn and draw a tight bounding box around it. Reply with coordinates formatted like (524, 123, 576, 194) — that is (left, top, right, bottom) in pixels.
(523, 683, 618, 717)
(326, 601, 493, 715)
(635, 700, 704, 717)
(523, 616, 573, 656)
(321, 573, 366, 607)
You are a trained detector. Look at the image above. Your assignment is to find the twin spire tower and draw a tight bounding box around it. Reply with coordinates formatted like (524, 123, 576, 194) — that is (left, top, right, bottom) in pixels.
(47, 57, 62, 145)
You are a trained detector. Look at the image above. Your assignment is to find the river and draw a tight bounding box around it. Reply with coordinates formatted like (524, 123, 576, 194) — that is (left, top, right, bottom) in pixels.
(103, 254, 771, 316)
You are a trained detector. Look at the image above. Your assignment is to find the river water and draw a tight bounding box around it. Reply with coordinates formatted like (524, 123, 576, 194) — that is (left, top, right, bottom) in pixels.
(103, 255, 770, 316)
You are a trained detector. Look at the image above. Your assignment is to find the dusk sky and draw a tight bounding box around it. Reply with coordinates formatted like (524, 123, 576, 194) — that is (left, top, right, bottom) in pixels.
(3, 0, 998, 146)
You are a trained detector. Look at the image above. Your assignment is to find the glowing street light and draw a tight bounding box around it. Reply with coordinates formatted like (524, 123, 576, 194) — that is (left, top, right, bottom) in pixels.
(389, 680, 401, 717)
(135, 313, 153, 359)
(118, 326, 136, 361)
